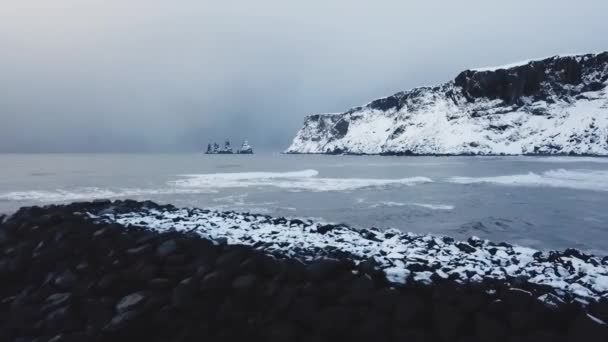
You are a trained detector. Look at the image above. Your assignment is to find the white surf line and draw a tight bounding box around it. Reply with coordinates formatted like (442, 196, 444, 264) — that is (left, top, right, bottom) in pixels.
(0, 187, 218, 202)
(169, 169, 433, 192)
(449, 169, 608, 192)
(88, 207, 608, 302)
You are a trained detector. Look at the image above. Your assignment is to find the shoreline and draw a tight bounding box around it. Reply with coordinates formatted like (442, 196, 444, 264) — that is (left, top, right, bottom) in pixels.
(283, 151, 608, 157)
(1, 200, 607, 341)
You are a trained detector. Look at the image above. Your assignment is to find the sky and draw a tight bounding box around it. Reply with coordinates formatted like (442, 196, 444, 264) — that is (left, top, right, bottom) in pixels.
(1, 0, 607, 152)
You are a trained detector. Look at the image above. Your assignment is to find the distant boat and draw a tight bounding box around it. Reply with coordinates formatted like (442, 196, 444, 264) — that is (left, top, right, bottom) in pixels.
(237, 140, 254, 154)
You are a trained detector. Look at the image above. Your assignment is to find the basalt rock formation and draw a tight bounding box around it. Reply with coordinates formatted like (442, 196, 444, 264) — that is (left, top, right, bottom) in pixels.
(0, 200, 607, 341)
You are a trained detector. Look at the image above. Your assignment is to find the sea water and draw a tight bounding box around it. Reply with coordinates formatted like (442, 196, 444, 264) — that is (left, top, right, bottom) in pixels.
(1, 153, 607, 254)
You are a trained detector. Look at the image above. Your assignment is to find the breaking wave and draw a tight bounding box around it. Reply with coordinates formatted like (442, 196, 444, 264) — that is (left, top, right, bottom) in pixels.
(367, 201, 454, 210)
(520, 157, 608, 164)
(449, 169, 608, 192)
(0, 187, 216, 202)
(170, 169, 432, 192)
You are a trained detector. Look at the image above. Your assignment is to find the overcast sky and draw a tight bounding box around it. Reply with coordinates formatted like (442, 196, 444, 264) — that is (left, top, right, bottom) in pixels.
(1, 0, 607, 152)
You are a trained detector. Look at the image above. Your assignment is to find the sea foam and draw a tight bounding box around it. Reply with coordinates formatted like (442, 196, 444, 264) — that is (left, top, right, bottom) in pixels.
(449, 169, 608, 192)
(170, 169, 432, 192)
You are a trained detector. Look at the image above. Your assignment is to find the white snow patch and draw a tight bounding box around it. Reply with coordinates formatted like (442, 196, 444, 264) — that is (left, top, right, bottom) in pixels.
(90, 206, 608, 301)
(470, 53, 598, 72)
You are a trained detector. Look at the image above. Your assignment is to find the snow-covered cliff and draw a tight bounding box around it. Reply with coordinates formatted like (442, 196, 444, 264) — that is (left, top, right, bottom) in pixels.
(286, 53, 608, 155)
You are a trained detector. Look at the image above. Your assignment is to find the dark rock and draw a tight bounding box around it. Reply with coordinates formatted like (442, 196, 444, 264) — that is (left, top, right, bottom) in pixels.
(232, 274, 258, 292)
(214, 237, 228, 245)
(316, 224, 335, 234)
(306, 259, 347, 281)
(53, 270, 77, 290)
(84, 298, 114, 329)
(215, 247, 249, 269)
(393, 295, 424, 324)
(148, 278, 172, 290)
(172, 278, 196, 309)
(42, 293, 72, 313)
(156, 239, 177, 258)
(476, 314, 508, 342)
(96, 274, 120, 294)
(433, 303, 464, 341)
(116, 292, 146, 313)
(2, 200, 607, 341)
(103, 310, 140, 333)
(200, 271, 230, 292)
(568, 313, 608, 341)
(43, 306, 80, 334)
(505, 288, 533, 311)
(127, 243, 153, 256)
(456, 243, 476, 253)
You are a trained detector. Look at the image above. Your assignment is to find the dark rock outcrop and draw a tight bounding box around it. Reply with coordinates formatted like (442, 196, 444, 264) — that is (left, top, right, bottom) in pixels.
(0, 200, 606, 341)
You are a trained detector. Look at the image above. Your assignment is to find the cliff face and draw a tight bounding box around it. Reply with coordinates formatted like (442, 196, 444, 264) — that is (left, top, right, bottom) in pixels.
(286, 53, 608, 155)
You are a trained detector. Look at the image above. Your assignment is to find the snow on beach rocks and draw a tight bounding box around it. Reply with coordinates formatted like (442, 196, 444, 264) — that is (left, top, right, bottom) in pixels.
(2, 200, 608, 341)
(87, 203, 608, 303)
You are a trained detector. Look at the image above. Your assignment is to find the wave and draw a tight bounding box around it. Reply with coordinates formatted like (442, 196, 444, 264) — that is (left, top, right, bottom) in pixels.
(449, 169, 608, 192)
(408, 203, 455, 210)
(367, 201, 454, 210)
(519, 157, 608, 164)
(0, 187, 216, 202)
(170, 169, 432, 192)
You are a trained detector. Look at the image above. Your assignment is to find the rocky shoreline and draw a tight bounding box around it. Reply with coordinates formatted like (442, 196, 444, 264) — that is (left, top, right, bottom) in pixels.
(283, 151, 608, 157)
(1, 200, 607, 341)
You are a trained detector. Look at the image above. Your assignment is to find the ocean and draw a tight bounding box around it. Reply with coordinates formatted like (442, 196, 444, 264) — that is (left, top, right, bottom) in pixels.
(1, 153, 607, 255)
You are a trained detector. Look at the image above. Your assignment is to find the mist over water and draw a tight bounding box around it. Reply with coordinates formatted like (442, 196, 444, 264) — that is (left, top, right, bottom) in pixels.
(1, 1, 608, 152)
(1, 153, 607, 255)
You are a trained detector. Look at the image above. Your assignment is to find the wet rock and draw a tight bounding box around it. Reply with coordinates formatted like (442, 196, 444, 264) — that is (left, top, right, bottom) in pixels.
(568, 313, 608, 341)
(316, 224, 335, 234)
(43, 306, 80, 334)
(127, 243, 153, 256)
(200, 271, 230, 292)
(103, 310, 140, 333)
(42, 293, 72, 313)
(148, 278, 172, 290)
(156, 239, 177, 258)
(172, 278, 196, 309)
(96, 274, 120, 294)
(84, 298, 114, 329)
(2, 200, 608, 341)
(306, 259, 346, 281)
(433, 303, 464, 341)
(53, 270, 77, 290)
(476, 314, 508, 342)
(456, 243, 476, 253)
(232, 274, 258, 292)
(116, 292, 146, 313)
